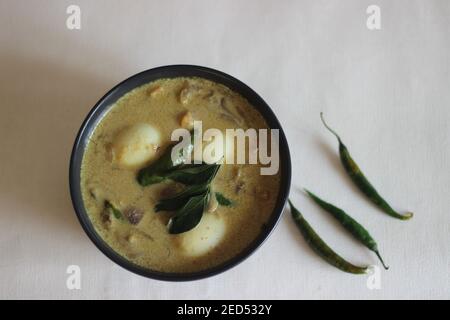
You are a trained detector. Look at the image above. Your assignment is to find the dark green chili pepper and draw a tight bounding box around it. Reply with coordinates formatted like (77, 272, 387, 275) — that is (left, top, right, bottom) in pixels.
(304, 189, 389, 270)
(320, 113, 413, 220)
(288, 199, 368, 275)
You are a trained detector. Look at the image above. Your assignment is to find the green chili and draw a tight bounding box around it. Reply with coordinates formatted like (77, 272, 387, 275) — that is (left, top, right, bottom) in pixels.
(320, 113, 413, 220)
(288, 200, 368, 275)
(304, 189, 389, 270)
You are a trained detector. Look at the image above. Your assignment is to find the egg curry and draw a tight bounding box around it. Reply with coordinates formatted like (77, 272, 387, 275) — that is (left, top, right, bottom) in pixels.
(81, 77, 281, 273)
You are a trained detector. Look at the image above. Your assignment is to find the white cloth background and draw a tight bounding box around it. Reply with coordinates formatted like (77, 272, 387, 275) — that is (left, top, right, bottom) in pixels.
(0, 0, 448, 299)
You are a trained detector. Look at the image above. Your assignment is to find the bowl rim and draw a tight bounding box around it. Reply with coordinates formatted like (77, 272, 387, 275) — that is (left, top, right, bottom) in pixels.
(69, 65, 291, 281)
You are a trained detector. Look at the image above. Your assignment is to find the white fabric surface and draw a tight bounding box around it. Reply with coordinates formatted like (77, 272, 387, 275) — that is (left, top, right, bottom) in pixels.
(0, 0, 449, 299)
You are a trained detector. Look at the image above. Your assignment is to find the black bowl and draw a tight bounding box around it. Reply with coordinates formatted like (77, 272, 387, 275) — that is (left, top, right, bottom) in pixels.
(69, 65, 291, 281)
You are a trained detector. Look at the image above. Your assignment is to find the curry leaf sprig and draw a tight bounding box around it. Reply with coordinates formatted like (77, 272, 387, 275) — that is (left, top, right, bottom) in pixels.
(136, 130, 235, 234)
(145, 161, 234, 234)
(155, 164, 226, 234)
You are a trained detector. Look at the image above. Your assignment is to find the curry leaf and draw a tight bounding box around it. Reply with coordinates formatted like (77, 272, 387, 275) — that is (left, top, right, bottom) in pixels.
(137, 131, 194, 186)
(155, 183, 210, 212)
(105, 201, 124, 220)
(215, 192, 234, 207)
(168, 193, 210, 234)
(138, 174, 167, 186)
(137, 149, 181, 186)
(155, 164, 222, 233)
(167, 164, 220, 185)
